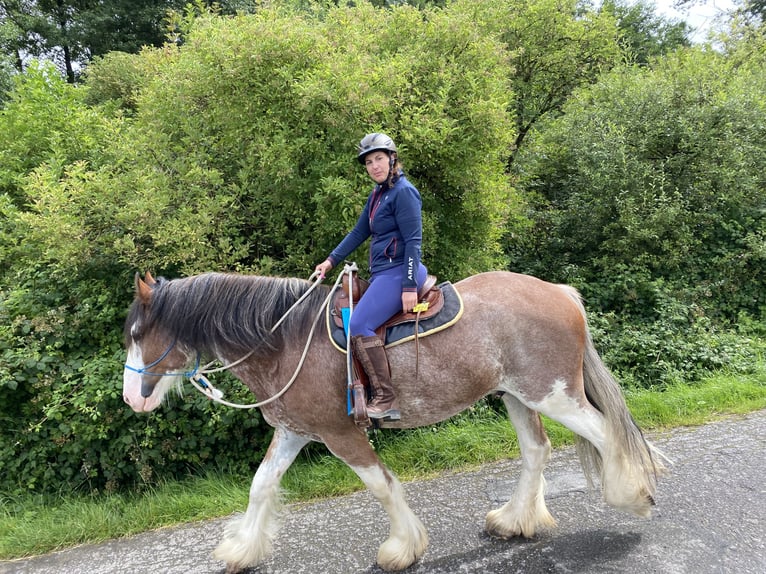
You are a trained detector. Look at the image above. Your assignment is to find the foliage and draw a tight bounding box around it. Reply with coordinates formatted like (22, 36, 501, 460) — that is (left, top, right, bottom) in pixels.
(0, 1, 516, 496)
(509, 45, 766, 329)
(587, 301, 764, 390)
(600, 0, 691, 63)
(93, 1, 517, 278)
(0, 62, 116, 202)
(463, 0, 622, 162)
(0, 0, 189, 82)
(743, 0, 766, 21)
(0, 44, 261, 497)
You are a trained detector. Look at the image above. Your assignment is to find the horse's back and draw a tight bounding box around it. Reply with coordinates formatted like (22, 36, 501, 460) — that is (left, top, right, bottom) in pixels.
(455, 270, 567, 296)
(383, 271, 585, 428)
(454, 271, 580, 320)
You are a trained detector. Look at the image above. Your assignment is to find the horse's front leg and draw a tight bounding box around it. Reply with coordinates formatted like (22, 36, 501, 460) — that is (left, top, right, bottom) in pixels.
(213, 425, 309, 573)
(323, 430, 428, 572)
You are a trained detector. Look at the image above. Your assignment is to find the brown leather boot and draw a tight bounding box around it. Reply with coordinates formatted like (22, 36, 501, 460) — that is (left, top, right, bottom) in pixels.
(351, 335, 400, 421)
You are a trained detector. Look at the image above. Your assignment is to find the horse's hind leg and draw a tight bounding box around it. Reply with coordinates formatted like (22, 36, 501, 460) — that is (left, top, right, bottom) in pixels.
(322, 429, 428, 572)
(486, 394, 557, 539)
(525, 379, 658, 518)
(213, 425, 309, 573)
(538, 400, 656, 517)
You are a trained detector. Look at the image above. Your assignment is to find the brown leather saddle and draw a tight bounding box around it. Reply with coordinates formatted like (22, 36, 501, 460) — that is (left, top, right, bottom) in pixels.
(330, 269, 446, 428)
(331, 271, 445, 336)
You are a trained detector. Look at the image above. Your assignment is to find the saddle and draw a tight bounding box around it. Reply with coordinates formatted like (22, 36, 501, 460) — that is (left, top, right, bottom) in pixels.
(331, 272, 445, 334)
(331, 270, 445, 428)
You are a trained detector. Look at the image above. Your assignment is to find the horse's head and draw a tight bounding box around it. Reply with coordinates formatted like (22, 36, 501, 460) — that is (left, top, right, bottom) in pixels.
(123, 272, 189, 412)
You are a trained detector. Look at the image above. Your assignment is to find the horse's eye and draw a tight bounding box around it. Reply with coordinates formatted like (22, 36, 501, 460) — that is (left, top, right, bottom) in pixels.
(130, 322, 144, 342)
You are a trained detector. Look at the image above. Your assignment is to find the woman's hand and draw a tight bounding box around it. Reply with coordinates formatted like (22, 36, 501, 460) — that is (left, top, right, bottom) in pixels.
(402, 291, 418, 313)
(315, 259, 333, 279)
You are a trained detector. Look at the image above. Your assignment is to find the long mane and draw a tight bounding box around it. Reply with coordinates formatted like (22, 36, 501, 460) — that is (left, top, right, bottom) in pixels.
(130, 272, 328, 356)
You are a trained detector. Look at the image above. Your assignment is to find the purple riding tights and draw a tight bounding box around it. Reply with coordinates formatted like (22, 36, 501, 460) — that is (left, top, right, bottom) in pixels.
(348, 263, 428, 337)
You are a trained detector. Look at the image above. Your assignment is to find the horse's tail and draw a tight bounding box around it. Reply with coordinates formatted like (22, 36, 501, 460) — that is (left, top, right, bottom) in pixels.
(562, 286, 669, 515)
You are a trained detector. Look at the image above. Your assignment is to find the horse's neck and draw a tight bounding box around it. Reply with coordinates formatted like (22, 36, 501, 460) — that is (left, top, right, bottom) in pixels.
(226, 351, 283, 393)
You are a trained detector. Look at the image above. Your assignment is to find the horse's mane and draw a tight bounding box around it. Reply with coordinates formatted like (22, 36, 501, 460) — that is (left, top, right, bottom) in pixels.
(130, 272, 328, 356)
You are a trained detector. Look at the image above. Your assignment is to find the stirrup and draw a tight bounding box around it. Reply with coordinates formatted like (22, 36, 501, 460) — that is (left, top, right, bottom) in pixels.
(367, 406, 401, 421)
(352, 381, 370, 427)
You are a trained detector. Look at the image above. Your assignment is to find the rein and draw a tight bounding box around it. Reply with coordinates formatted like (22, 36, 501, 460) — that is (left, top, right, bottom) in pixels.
(125, 270, 346, 410)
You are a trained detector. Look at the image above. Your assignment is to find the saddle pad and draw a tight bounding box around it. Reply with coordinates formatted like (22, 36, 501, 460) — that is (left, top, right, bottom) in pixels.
(326, 281, 464, 353)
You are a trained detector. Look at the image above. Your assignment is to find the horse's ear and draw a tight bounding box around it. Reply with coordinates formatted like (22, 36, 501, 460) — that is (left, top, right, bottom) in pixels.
(135, 272, 154, 304)
(144, 270, 156, 286)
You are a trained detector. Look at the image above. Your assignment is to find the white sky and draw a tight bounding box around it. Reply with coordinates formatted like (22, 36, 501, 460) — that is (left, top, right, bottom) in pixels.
(649, 0, 737, 42)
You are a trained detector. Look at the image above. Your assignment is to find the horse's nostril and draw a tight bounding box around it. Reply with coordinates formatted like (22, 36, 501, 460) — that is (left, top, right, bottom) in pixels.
(141, 381, 154, 398)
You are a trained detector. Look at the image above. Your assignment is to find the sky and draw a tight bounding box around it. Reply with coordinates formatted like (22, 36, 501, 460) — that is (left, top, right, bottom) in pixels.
(649, 0, 737, 42)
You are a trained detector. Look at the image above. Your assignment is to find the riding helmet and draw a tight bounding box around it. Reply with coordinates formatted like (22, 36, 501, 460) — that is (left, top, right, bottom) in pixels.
(357, 133, 397, 164)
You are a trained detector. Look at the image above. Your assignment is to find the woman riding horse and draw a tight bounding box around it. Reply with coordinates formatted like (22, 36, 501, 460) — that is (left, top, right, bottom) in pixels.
(315, 133, 428, 420)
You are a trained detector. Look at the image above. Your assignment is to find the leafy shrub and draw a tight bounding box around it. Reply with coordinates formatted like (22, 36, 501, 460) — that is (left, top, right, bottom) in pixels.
(587, 291, 763, 390)
(509, 42, 766, 386)
(1, 2, 517, 495)
(510, 46, 766, 314)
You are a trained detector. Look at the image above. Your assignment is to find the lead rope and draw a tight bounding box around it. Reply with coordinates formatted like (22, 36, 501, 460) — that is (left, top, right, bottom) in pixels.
(188, 269, 346, 409)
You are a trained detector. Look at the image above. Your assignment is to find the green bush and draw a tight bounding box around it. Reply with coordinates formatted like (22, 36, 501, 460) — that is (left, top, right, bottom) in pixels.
(508, 38, 766, 388)
(112, 2, 517, 278)
(1, 1, 517, 495)
(510, 46, 766, 323)
(587, 289, 764, 390)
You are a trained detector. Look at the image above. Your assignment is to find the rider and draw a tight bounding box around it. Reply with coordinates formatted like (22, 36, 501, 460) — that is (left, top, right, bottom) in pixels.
(315, 133, 428, 420)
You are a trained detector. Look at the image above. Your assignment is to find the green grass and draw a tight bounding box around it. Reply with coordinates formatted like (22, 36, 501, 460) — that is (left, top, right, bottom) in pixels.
(1, 371, 764, 561)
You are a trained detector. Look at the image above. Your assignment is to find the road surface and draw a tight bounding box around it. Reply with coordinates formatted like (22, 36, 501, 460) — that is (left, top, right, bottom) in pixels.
(2, 410, 764, 573)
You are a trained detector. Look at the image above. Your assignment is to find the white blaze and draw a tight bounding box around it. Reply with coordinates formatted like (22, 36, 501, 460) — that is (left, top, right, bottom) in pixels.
(123, 344, 164, 412)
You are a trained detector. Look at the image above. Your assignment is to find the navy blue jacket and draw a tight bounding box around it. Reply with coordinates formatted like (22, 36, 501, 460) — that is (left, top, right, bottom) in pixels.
(328, 174, 423, 292)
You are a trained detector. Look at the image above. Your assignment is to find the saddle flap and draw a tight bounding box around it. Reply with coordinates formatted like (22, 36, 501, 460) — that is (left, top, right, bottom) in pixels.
(380, 280, 444, 330)
(332, 273, 369, 328)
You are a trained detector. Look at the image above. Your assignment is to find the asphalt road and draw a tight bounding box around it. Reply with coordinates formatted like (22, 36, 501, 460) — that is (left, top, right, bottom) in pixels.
(2, 410, 764, 574)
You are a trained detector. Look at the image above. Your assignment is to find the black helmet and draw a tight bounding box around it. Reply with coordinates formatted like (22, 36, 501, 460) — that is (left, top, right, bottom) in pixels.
(357, 133, 397, 164)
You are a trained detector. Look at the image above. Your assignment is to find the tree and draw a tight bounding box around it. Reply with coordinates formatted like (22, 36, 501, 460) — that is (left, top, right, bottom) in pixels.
(0, 0, 188, 82)
(745, 0, 766, 19)
(510, 46, 766, 322)
(462, 0, 622, 165)
(600, 0, 691, 63)
(1, 0, 518, 494)
(0, 54, 14, 104)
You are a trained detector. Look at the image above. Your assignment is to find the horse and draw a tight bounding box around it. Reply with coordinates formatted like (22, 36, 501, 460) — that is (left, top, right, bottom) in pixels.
(122, 269, 666, 573)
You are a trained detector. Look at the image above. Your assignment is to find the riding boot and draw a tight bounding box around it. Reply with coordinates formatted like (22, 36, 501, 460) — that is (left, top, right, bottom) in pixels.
(351, 335, 400, 421)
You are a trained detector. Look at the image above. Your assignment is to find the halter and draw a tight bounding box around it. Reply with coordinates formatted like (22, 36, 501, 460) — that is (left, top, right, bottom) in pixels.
(124, 268, 347, 409)
(124, 340, 201, 379)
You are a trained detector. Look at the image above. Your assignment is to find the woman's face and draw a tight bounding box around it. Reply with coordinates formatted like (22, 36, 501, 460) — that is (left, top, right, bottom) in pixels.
(364, 151, 391, 184)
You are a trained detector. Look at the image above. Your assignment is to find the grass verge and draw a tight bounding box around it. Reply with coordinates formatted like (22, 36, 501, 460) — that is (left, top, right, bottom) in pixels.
(1, 371, 764, 561)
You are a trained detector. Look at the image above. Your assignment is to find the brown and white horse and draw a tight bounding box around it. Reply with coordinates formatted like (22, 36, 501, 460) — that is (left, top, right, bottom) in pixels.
(122, 270, 665, 573)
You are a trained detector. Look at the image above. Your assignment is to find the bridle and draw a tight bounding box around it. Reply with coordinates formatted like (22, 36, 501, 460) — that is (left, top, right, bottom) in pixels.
(123, 268, 348, 409)
(124, 339, 201, 379)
